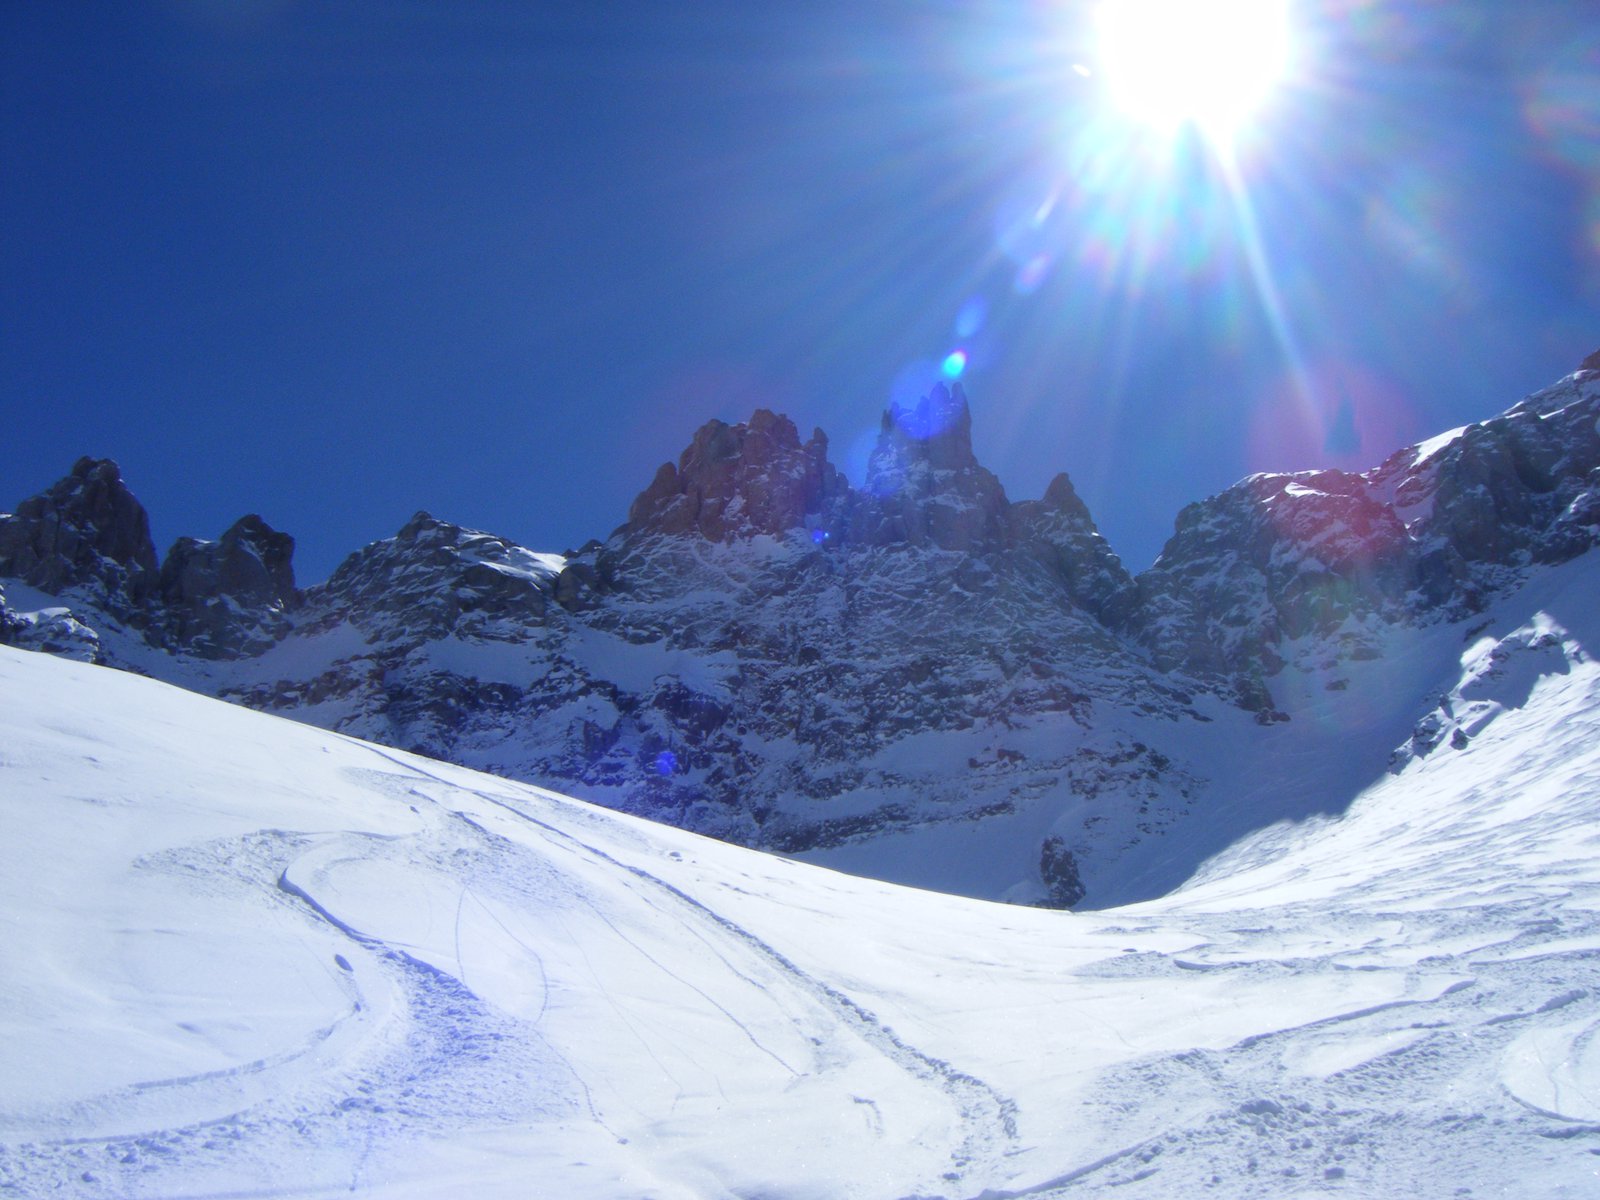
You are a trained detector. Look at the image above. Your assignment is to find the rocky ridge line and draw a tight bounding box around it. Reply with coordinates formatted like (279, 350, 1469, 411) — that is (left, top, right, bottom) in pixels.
(3, 360, 1598, 905)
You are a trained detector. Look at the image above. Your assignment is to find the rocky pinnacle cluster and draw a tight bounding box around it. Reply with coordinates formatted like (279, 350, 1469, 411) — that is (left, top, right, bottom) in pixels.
(4, 364, 1598, 905)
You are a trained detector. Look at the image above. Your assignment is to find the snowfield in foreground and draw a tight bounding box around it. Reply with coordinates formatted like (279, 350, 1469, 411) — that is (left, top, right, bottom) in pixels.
(3, 552, 1600, 1199)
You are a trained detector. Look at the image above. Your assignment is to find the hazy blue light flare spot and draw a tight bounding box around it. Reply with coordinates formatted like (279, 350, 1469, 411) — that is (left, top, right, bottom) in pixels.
(954, 295, 988, 338)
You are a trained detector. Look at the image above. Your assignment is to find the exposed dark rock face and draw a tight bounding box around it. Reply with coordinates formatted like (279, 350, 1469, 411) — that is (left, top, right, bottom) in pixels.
(520, 380, 1165, 858)
(548, 527, 1157, 851)
(0, 582, 20, 643)
(220, 511, 569, 767)
(627, 409, 846, 542)
(625, 382, 1104, 564)
(160, 515, 298, 658)
(1419, 383, 1600, 570)
(5, 604, 102, 662)
(0, 457, 158, 618)
(1011, 472, 1136, 628)
(314, 511, 561, 643)
(1122, 470, 1413, 711)
(846, 383, 1013, 551)
(1123, 370, 1600, 710)
(0, 461, 307, 660)
(4, 364, 1599, 910)
(1038, 835, 1086, 909)
(626, 384, 1026, 554)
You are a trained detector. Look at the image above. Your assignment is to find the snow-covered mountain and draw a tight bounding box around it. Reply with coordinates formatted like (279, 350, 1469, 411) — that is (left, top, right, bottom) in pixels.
(3, 362, 1599, 907)
(3, 602, 1599, 1196)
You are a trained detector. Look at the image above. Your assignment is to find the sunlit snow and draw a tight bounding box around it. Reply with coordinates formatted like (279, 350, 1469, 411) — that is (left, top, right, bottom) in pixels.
(3, 559, 1600, 1198)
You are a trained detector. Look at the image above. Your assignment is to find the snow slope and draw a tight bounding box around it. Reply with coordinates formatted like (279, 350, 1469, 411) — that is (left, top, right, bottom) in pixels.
(2, 611, 1600, 1197)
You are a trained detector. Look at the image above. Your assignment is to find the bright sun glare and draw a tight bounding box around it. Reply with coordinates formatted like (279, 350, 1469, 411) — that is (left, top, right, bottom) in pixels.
(1098, 0, 1292, 141)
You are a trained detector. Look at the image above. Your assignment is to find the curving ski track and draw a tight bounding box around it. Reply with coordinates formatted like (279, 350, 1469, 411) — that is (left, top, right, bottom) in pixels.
(354, 744, 1023, 1192)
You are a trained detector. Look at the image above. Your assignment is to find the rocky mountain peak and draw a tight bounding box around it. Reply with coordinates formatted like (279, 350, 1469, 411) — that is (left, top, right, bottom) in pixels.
(309, 511, 562, 644)
(159, 514, 298, 658)
(1040, 471, 1094, 522)
(1011, 471, 1136, 626)
(0, 456, 158, 612)
(1124, 370, 1600, 712)
(626, 408, 844, 542)
(850, 382, 1011, 551)
(867, 381, 978, 480)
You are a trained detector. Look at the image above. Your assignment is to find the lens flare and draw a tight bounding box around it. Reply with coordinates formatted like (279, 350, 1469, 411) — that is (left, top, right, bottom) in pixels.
(1521, 28, 1600, 268)
(942, 349, 969, 379)
(955, 295, 989, 338)
(1098, 0, 1292, 141)
(890, 359, 943, 413)
(994, 190, 1057, 266)
(1015, 254, 1053, 294)
(1248, 360, 1419, 474)
(1363, 168, 1468, 293)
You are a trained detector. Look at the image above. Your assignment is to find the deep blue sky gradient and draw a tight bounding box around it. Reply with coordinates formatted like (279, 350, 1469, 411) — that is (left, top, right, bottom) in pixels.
(4, 1, 1599, 581)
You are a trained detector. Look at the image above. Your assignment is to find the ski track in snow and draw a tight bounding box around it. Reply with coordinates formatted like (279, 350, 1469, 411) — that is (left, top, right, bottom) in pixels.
(3, 611, 1600, 1197)
(356, 743, 1023, 1190)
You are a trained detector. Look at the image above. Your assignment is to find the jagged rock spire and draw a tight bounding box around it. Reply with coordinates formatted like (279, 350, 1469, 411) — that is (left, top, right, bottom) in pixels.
(847, 382, 1011, 551)
(619, 383, 1127, 569)
(626, 409, 844, 541)
(1010, 472, 1136, 627)
(865, 381, 981, 488)
(0, 457, 159, 608)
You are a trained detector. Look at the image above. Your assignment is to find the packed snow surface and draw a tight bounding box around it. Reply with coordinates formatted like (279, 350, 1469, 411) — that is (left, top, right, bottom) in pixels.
(3, 605, 1600, 1197)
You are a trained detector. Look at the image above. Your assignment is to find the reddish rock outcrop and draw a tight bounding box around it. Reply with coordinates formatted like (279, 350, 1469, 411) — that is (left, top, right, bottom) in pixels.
(627, 409, 845, 541)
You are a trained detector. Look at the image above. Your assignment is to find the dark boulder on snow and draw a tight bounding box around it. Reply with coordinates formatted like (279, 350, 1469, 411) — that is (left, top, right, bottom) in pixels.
(0, 581, 26, 648)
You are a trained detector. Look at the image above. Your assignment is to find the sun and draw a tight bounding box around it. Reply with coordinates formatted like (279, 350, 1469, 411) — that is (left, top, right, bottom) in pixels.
(1097, 0, 1292, 142)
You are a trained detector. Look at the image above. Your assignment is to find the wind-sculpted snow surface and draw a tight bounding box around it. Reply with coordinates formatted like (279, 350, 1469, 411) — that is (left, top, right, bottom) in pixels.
(3, 616, 1600, 1197)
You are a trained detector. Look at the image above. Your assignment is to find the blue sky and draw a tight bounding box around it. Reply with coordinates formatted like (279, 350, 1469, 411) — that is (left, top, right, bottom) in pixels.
(4, 1, 1598, 581)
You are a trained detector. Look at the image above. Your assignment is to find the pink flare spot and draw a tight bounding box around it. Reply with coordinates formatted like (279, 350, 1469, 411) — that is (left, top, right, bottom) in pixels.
(1247, 360, 1422, 477)
(1015, 254, 1052, 294)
